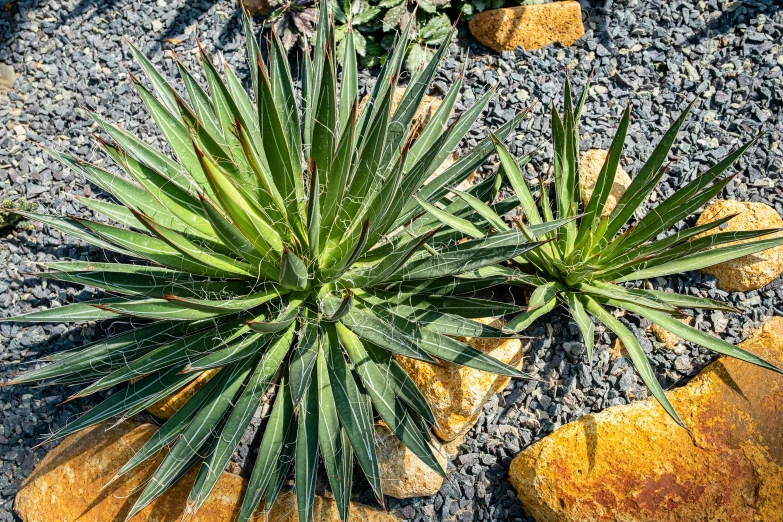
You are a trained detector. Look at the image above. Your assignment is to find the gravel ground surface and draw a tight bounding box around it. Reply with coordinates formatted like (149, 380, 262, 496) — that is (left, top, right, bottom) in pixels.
(1, 0, 782, 521)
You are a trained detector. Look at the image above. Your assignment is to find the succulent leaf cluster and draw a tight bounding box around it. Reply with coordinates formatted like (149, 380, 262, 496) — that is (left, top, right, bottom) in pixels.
(6, 6, 538, 521)
(7, 4, 783, 520)
(421, 78, 783, 425)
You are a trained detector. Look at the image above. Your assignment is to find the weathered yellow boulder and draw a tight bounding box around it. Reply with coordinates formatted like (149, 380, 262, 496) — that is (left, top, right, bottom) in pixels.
(0, 64, 15, 94)
(14, 420, 396, 522)
(14, 420, 251, 521)
(468, 1, 584, 53)
(396, 317, 525, 441)
(579, 148, 632, 216)
(649, 317, 693, 350)
(508, 316, 783, 522)
(695, 200, 783, 292)
(245, 0, 273, 16)
(267, 491, 397, 521)
(130, 369, 219, 420)
(361, 88, 473, 190)
(427, 151, 475, 191)
(359, 86, 445, 138)
(375, 422, 450, 499)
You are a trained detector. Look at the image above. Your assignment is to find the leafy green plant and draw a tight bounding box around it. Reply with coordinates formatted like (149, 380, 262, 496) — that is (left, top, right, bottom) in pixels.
(4, 5, 545, 521)
(266, 0, 320, 50)
(261, 0, 455, 70)
(333, 0, 454, 70)
(331, 0, 552, 68)
(263, 0, 553, 67)
(455, 0, 504, 20)
(418, 78, 783, 426)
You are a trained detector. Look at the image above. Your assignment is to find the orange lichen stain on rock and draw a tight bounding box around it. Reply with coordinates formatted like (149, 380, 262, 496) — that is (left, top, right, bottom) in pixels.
(508, 316, 783, 522)
(635, 473, 706, 513)
(593, 488, 617, 510)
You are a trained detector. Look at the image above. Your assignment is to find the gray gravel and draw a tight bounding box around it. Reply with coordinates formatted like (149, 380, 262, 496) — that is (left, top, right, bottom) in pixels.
(2, 0, 783, 521)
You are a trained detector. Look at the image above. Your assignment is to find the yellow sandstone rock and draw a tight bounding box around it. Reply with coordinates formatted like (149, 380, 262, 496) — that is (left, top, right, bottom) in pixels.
(375, 422, 450, 499)
(14, 420, 396, 522)
(649, 317, 693, 350)
(0, 64, 15, 94)
(266, 491, 397, 521)
(508, 316, 783, 522)
(439, 433, 466, 457)
(359, 86, 445, 138)
(361, 88, 475, 191)
(579, 148, 632, 216)
(245, 0, 273, 16)
(695, 200, 783, 292)
(14, 420, 252, 522)
(428, 151, 475, 191)
(468, 1, 585, 53)
(130, 368, 219, 420)
(609, 337, 627, 360)
(396, 317, 525, 441)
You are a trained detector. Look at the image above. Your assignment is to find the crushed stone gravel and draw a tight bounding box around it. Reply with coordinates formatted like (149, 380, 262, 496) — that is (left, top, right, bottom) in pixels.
(1, 0, 782, 520)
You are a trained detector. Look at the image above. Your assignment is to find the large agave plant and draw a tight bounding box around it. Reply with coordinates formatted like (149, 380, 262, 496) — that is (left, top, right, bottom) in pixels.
(420, 78, 783, 426)
(4, 4, 549, 521)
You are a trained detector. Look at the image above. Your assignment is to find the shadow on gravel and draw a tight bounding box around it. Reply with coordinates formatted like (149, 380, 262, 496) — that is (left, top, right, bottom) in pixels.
(1, 0, 252, 55)
(692, 1, 782, 41)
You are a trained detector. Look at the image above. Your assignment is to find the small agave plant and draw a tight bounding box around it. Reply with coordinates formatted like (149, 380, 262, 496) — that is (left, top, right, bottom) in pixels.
(420, 78, 783, 425)
(4, 4, 552, 521)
